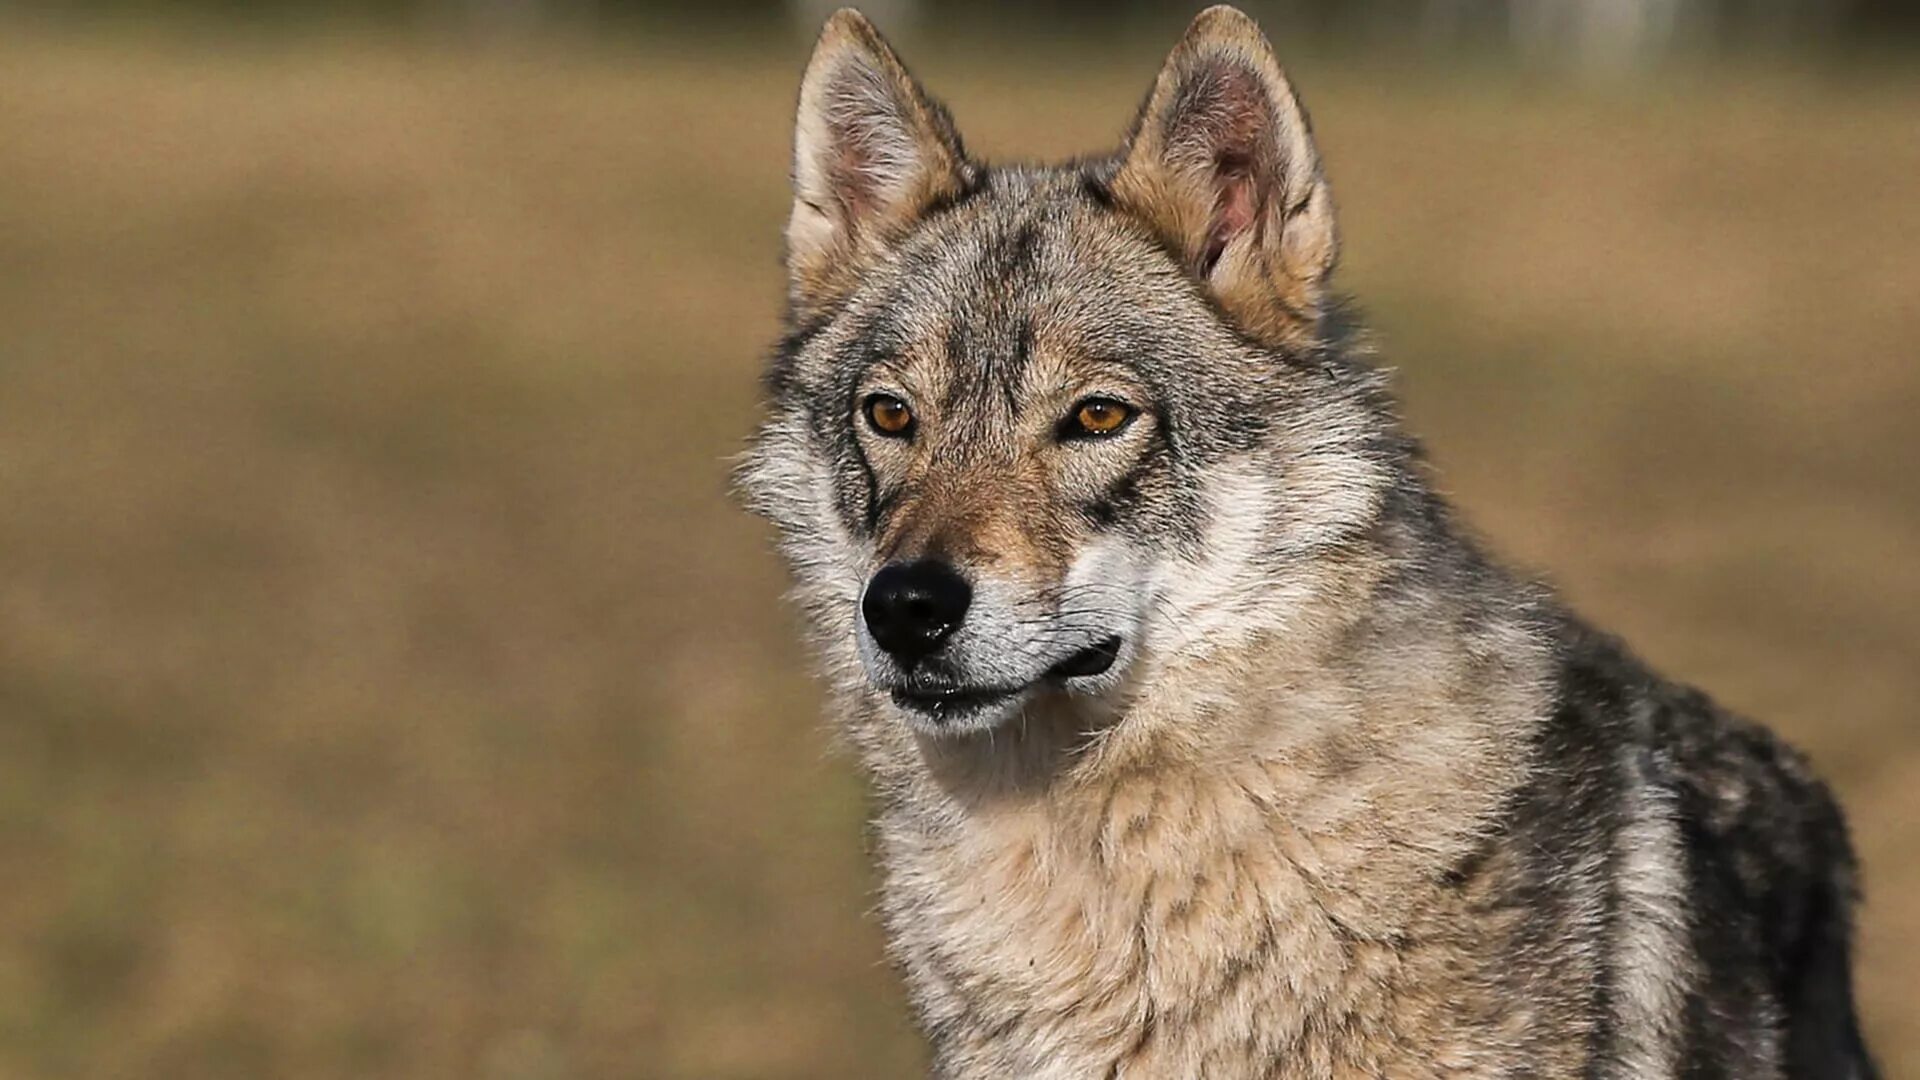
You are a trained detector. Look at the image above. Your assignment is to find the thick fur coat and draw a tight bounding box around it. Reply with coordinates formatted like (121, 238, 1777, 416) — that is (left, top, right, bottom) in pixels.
(737, 8, 1877, 1077)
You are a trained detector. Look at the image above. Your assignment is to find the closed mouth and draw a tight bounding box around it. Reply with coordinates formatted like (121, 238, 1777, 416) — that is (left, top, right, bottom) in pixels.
(890, 636, 1125, 722)
(890, 684, 1020, 717)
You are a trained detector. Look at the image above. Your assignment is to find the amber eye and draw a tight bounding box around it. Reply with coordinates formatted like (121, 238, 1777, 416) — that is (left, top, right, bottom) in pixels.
(1064, 398, 1135, 439)
(864, 394, 914, 437)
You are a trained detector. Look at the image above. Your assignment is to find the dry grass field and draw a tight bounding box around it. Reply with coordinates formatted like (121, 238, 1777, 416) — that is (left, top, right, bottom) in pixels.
(0, 22, 1914, 1079)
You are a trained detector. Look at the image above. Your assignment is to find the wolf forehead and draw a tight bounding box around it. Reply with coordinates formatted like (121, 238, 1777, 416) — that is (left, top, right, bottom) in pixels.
(765, 168, 1285, 441)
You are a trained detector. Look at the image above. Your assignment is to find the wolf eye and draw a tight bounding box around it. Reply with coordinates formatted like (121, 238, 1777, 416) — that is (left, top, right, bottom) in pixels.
(863, 393, 914, 437)
(1062, 398, 1135, 440)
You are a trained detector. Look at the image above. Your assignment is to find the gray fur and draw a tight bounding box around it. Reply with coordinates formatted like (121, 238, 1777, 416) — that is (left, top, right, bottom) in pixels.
(737, 7, 1877, 1077)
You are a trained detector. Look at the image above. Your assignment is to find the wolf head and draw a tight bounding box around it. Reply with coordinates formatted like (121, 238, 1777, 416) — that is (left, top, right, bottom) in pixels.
(740, 7, 1404, 742)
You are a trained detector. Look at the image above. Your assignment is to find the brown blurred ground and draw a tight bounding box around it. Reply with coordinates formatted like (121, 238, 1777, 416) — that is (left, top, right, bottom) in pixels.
(0, 24, 1914, 1080)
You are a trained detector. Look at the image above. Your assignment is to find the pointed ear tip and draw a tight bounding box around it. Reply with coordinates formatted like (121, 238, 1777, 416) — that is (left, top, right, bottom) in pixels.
(1185, 5, 1263, 39)
(818, 7, 881, 45)
(802, 7, 890, 88)
(1175, 4, 1283, 66)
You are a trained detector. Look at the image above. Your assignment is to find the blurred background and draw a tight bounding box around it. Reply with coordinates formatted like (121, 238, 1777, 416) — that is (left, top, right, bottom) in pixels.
(0, 1, 1915, 1077)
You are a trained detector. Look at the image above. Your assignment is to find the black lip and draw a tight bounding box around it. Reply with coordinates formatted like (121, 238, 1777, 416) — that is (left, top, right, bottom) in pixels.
(889, 636, 1125, 721)
(1046, 635, 1123, 679)
(890, 684, 1019, 718)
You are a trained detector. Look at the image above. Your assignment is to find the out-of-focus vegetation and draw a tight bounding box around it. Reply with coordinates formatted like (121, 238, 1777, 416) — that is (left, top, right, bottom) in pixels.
(0, 8, 1915, 1079)
(11, 0, 1920, 68)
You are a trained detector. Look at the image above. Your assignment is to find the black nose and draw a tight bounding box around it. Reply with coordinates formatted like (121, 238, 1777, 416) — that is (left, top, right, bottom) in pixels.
(862, 560, 972, 667)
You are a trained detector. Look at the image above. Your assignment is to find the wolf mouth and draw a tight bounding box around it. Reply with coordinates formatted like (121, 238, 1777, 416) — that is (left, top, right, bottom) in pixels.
(1046, 635, 1122, 679)
(891, 636, 1124, 721)
(890, 684, 1021, 718)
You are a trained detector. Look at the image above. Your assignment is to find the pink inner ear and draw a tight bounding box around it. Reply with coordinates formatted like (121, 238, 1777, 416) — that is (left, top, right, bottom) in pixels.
(1201, 157, 1260, 276)
(820, 64, 900, 226)
(1173, 64, 1273, 277)
(824, 88, 882, 223)
(830, 133, 877, 222)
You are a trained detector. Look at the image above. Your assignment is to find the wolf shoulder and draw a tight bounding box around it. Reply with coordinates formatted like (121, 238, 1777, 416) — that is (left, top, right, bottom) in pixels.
(1522, 615, 1875, 1077)
(1547, 617, 1859, 893)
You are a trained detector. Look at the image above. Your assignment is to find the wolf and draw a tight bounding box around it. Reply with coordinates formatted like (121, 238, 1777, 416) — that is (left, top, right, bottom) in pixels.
(736, 7, 1878, 1077)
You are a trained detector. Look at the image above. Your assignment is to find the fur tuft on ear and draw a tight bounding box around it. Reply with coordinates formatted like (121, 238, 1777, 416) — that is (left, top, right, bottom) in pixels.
(787, 9, 971, 318)
(1113, 5, 1338, 348)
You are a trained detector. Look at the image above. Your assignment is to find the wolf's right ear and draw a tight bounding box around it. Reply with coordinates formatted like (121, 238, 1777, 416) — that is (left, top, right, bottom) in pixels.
(787, 9, 971, 317)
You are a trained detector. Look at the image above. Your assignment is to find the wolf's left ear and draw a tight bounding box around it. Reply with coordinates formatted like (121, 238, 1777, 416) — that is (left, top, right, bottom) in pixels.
(787, 9, 972, 317)
(1113, 6, 1338, 347)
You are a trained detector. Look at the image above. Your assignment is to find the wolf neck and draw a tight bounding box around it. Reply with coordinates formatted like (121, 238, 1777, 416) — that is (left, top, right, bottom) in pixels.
(862, 503, 1556, 1064)
(880, 553, 1551, 920)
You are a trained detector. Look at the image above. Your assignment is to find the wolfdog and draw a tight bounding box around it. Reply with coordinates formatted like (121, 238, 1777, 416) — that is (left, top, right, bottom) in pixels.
(736, 7, 1877, 1076)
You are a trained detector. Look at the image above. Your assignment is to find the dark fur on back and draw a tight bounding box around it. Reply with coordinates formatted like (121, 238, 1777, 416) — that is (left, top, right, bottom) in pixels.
(1535, 620, 1876, 1076)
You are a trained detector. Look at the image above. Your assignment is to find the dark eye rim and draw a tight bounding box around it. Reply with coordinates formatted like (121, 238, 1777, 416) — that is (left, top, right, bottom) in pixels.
(861, 392, 915, 438)
(1058, 396, 1138, 441)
